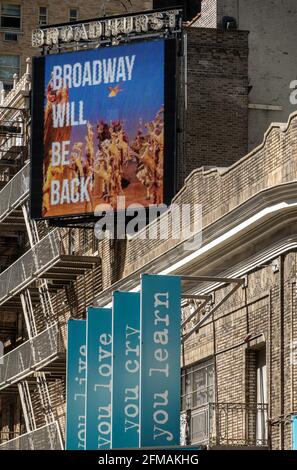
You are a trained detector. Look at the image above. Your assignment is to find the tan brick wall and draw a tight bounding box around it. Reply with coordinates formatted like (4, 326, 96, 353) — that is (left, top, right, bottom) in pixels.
(178, 27, 248, 188)
(180, 254, 296, 449)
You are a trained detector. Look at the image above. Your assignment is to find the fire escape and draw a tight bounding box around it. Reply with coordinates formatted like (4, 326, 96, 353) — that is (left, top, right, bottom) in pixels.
(0, 62, 100, 450)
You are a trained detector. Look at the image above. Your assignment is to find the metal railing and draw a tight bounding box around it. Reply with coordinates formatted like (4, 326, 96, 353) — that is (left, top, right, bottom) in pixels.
(0, 226, 97, 306)
(0, 228, 61, 305)
(182, 402, 269, 448)
(0, 323, 61, 390)
(0, 431, 20, 444)
(0, 422, 63, 450)
(0, 162, 29, 222)
(0, 126, 24, 153)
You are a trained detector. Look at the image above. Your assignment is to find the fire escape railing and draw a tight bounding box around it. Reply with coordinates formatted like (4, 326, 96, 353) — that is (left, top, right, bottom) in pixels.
(0, 431, 20, 444)
(0, 228, 61, 305)
(0, 322, 63, 390)
(0, 162, 29, 222)
(0, 422, 63, 450)
(181, 402, 269, 448)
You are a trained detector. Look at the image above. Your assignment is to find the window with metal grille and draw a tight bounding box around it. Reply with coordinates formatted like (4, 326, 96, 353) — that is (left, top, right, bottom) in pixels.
(181, 360, 214, 411)
(4, 32, 18, 41)
(0, 4, 21, 29)
(39, 6, 48, 25)
(0, 55, 20, 90)
(69, 8, 78, 23)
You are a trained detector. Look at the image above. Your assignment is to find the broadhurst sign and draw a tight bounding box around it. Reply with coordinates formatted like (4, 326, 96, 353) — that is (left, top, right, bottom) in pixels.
(65, 274, 182, 450)
(31, 9, 182, 48)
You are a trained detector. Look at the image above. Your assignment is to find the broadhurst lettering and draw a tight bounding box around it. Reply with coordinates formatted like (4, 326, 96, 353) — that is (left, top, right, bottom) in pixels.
(32, 10, 181, 47)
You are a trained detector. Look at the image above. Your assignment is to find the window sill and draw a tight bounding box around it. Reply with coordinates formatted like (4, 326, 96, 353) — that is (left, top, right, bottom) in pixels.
(0, 28, 23, 34)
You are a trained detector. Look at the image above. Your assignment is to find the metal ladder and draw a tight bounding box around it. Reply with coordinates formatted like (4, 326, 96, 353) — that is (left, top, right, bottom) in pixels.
(22, 203, 55, 325)
(17, 381, 37, 449)
(18, 202, 57, 441)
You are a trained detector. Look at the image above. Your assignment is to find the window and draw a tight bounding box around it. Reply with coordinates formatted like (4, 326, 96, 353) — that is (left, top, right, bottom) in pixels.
(69, 8, 78, 23)
(4, 32, 18, 41)
(181, 360, 214, 445)
(0, 55, 20, 91)
(246, 347, 268, 446)
(181, 360, 214, 411)
(39, 6, 48, 25)
(256, 348, 268, 445)
(1, 4, 21, 29)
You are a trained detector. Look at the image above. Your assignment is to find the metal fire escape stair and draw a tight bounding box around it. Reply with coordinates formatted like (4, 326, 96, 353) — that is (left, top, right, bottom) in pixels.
(18, 381, 37, 433)
(18, 202, 61, 439)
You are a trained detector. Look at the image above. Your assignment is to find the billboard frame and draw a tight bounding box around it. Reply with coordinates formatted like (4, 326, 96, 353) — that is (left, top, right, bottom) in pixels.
(30, 37, 178, 226)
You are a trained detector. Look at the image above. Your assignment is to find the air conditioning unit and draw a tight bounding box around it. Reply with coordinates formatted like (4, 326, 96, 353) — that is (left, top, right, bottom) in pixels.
(222, 16, 237, 30)
(4, 32, 18, 42)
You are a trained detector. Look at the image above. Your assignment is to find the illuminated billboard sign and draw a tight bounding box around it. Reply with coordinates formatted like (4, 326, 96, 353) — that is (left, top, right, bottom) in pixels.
(31, 38, 177, 221)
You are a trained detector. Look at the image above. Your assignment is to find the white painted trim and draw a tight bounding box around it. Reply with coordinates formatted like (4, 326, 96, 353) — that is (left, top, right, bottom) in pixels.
(249, 104, 283, 111)
(102, 200, 297, 307)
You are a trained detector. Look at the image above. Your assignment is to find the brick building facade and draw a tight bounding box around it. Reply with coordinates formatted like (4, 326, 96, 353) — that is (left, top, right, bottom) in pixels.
(194, 0, 297, 153)
(0, 6, 296, 450)
(178, 27, 248, 188)
(1, 64, 296, 450)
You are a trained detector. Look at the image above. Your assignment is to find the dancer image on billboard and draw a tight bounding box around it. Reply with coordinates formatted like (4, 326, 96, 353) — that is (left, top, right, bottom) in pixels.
(42, 40, 165, 218)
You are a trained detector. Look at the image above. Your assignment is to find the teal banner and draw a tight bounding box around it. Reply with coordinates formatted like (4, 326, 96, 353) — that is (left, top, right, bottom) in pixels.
(85, 307, 112, 450)
(111, 292, 140, 449)
(293, 415, 297, 450)
(140, 274, 181, 448)
(66, 319, 86, 450)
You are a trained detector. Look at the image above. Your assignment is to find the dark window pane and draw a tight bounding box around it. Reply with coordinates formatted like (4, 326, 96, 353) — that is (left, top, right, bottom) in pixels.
(1, 16, 21, 28)
(69, 8, 78, 22)
(3, 83, 13, 92)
